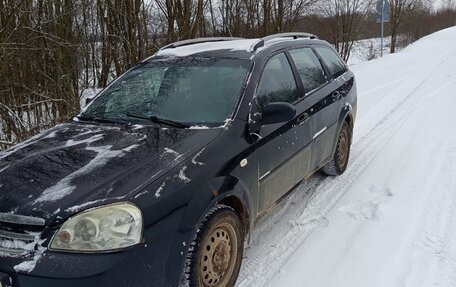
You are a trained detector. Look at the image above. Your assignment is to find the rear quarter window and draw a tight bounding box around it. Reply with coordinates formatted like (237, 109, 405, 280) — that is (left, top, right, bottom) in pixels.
(314, 46, 347, 79)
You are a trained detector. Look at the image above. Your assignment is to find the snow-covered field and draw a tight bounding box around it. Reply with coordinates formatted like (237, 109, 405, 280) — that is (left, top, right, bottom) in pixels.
(236, 27, 456, 287)
(434, 0, 455, 10)
(348, 37, 394, 66)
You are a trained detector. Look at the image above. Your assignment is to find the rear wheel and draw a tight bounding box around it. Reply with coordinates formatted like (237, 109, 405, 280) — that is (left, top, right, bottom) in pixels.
(186, 205, 244, 287)
(322, 121, 352, 176)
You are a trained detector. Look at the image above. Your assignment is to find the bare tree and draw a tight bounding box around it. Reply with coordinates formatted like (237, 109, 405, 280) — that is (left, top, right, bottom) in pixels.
(319, 0, 375, 61)
(1, 0, 454, 151)
(154, 0, 208, 42)
(389, 0, 431, 53)
(0, 0, 80, 148)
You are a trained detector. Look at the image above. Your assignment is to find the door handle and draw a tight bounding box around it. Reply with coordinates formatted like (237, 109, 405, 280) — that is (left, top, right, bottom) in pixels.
(297, 112, 309, 124)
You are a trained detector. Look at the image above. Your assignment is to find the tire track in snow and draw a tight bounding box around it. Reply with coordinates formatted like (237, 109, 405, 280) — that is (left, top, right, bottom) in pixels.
(397, 56, 456, 287)
(236, 48, 456, 286)
(409, 137, 456, 287)
(357, 70, 422, 97)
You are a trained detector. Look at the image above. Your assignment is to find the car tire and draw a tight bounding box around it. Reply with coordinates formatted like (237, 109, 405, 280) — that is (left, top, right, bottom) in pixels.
(185, 204, 244, 287)
(322, 121, 352, 176)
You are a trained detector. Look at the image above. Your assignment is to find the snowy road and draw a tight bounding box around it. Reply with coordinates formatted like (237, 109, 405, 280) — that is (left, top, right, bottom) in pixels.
(236, 27, 456, 287)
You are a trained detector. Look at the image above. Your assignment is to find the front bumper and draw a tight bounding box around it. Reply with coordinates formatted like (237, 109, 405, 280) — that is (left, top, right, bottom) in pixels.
(0, 228, 187, 287)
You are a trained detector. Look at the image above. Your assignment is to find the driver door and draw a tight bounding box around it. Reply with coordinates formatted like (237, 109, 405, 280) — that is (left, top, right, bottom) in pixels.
(254, 52, 313, 214)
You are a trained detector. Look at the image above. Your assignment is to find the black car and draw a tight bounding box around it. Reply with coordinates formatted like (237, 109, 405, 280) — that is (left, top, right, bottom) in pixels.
(0, 33, 356, 287)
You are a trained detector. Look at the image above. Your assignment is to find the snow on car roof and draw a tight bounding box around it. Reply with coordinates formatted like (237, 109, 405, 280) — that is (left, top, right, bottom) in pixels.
(155, 39, 259, 57)
(153, 37, 321, 58)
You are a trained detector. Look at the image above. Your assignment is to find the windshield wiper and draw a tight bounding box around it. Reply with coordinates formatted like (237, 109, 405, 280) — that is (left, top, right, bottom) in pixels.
(76, 115, 127, 125)
(126, 112, 190, 128)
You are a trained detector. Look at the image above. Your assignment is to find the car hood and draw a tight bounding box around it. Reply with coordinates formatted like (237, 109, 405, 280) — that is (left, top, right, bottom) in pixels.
(0, 122, 221, 222)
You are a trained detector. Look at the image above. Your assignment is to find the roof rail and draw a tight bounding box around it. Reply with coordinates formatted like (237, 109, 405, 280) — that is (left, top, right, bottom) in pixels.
(251, 32, 318, 51)
(160, 37, 245, 50)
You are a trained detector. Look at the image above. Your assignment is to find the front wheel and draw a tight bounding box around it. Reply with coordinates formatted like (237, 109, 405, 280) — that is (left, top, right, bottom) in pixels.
(186, 205, 244, 287)
(322, 121, 352, 176)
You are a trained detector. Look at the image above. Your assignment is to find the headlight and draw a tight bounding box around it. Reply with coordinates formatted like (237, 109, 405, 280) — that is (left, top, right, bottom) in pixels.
(49, 202, 143, 252)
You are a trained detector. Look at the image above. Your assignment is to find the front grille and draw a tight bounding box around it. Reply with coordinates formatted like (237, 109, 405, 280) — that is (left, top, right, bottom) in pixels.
(0, 212, 45, 255)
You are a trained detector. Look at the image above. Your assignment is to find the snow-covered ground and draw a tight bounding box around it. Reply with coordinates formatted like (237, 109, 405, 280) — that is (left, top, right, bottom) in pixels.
(236, 26, 456, 287)
(434, 0, 456, 10)
(348, 37, 392, 65)
(79, 88, 102, 109)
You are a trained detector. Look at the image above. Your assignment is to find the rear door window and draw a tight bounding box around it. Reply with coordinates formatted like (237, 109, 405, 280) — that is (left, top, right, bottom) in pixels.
(314, 46, 347, 79)
(289, 48, 328, 94)
(256, 53, 298, 108)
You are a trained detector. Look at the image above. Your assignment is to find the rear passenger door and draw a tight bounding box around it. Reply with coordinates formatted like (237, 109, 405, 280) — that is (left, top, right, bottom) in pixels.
(297, 45, 348, 170)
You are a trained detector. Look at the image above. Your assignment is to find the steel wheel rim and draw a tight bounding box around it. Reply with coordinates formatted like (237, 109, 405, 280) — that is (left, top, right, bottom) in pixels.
(337, 127, 349, 168)
(198, 222, 238, 287)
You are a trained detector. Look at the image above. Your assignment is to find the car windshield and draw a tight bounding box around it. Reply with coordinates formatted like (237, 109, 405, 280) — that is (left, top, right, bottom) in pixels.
(80, 57, 252, 126)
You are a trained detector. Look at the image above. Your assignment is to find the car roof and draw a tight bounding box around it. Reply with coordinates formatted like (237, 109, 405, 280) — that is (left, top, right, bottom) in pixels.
(147, 33, 328, 61)
(155, 39, 258, 58)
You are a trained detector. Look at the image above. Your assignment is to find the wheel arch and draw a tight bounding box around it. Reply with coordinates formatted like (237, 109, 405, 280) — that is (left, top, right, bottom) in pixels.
(175, 176, 253, 285)
(218, 195, 250, 240)
(178, 175, 254, 241)
(326, 105, 354, 162)
(337, 104, 354, 141)
(342, 108, 354, 144)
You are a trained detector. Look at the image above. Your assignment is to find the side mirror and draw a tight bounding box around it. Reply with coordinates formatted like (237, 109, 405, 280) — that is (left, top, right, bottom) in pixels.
(261, 102, 296, 125)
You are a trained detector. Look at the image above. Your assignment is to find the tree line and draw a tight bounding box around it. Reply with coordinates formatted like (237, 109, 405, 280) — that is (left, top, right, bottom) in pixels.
(0, 0, 455, 150)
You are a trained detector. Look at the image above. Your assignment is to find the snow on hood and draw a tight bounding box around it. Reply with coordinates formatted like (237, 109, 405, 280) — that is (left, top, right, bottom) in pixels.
(0, 122, 221, 221)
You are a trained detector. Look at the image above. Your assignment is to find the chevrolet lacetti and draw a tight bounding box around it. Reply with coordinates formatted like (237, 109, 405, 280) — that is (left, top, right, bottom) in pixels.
(0, 33, 356, 287)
